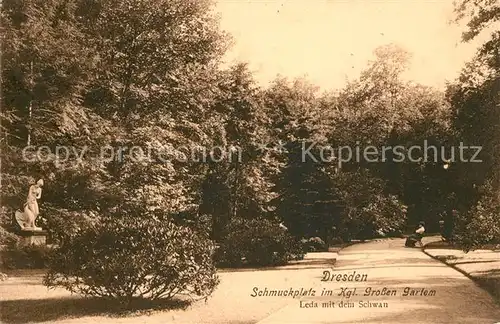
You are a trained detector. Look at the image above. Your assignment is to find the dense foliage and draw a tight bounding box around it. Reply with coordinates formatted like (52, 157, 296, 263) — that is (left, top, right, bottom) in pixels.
(301, 237, 328, 252)
(447, 0, 500, 249)
(2, 243, 52, 269)
(44, 217, 219, 304)
(0, 0, 499, 289)
(215, 218, 304, 267)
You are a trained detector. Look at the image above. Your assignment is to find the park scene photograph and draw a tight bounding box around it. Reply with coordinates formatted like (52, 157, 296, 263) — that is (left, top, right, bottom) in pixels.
(0, 0, 499, 323)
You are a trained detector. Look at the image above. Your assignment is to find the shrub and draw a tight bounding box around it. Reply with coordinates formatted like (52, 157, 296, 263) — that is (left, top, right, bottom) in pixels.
(0, 207, 15, 230)
(1, 226, 52, 269)
(329, 237, 344, 245)
(0, 227, 19, 247)
(454, 187, 500, 251)
(301, 237, 327, 252)
(339, 193, 407, 241)
(42, 205, 100, 245)
(44, 216, 219, 305)
(1, 244, 53, 269)
(215, 218, 305, 267)
(329, 170, 407, 241)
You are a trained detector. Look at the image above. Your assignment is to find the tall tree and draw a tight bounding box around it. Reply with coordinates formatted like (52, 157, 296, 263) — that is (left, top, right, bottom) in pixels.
(1, 0, 231, 235)
(264, 77, 339, 241)
(452, 0, 500, 199)
(445, 0, 500, 248)
(1, 0, 112, 224)
(200, 63, 275, 240)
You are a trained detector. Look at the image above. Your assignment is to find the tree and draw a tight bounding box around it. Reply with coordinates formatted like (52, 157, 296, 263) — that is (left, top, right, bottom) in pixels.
(1, 0, 231, 240)
(1, 0, 112, 234)
(331, 169, 407, 241)
(324, 45, 451, 231)
(199, 63, 275, 240)
(447, 0, 500, 248)
(263, 77, 339, 241)
(454, 0, 499, 71)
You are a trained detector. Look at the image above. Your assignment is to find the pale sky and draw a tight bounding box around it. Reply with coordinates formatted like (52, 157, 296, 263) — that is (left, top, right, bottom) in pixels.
(215, 0, 486, 91)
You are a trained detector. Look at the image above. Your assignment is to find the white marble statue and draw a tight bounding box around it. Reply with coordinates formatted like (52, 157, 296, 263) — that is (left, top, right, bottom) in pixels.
(15, 179, 44, 231)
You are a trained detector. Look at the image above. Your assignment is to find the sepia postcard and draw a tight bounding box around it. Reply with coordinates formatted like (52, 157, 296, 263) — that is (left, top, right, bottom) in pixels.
(1, 0, 499, 323)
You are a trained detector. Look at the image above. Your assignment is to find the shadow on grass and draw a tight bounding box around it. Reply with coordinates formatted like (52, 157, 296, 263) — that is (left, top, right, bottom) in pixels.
(423, 249, 500, 306)
(455, 260, 499, 266)
(435, 254, 459, 261)
(475, 269, 500, 304)
(423, 240, 458, 249)
(0, 296, 191, 324)
(424, 239, 500, 251)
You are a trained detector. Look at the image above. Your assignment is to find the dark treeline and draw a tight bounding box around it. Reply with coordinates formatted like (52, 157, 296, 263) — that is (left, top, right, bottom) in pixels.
(1, 0, 499, 251)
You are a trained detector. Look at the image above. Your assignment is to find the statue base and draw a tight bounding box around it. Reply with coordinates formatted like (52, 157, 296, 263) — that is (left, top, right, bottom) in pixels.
(17, 229, 48, 246)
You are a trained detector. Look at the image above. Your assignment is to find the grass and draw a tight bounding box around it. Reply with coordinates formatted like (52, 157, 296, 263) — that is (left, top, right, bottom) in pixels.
(424, 239, 500, 305)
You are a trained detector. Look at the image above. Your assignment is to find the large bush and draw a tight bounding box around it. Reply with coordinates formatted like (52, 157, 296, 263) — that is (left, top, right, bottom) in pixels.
(215, 218, 304, 267)
(454, 185, 500, 251)
(1, 227, 52, 270)
(334, 171, 407, 241)
(0, 226, 19, 247)
(41, 205, 100, 245)
(301, 237, 327, 252)
(2, 244, 52, 269)
(44, 216, 219, 305)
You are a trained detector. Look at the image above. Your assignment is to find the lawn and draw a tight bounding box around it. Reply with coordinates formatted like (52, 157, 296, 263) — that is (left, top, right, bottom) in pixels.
(424, 240, 500, 304)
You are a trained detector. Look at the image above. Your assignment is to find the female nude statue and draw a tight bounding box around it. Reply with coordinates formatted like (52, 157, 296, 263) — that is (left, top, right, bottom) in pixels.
(15, 179, 44, 230)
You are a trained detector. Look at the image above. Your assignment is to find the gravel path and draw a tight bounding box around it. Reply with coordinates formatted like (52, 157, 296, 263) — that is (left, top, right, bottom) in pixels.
(0, 254, 337, 324)
(1, 239, 499, 324)
(256, 238, 500, 324)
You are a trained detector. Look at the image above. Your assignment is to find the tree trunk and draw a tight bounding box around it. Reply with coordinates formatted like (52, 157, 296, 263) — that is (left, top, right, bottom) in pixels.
(27, 61, 34, 146)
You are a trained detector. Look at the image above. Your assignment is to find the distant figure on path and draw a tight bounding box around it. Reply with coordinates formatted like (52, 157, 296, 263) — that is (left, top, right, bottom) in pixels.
(406, 221, 425, 247)
(415, 221, 425, 242)
(415, 221, 425, 235)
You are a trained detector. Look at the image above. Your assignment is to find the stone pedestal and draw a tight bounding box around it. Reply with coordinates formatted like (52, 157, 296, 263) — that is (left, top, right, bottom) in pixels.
(17, 229, 48, 246)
